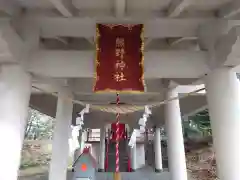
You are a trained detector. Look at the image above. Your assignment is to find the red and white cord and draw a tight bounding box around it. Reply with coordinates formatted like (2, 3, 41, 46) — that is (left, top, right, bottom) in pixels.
(115, 93, 120, 172)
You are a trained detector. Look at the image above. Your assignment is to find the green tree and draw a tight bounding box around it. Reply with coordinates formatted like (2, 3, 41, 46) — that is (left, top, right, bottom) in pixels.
(184, 109, 212, 138)
(24, 108, 55, 140)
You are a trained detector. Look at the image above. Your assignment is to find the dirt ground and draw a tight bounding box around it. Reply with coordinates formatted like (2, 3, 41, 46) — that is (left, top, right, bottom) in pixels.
(18, 166, 72, 180)
(18, 166, 48, 180)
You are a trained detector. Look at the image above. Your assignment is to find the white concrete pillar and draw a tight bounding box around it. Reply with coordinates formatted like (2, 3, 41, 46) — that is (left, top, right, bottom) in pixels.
(205, 68, 240, 180)
(81, 130, 87, 151)
(78, 129, 84, 152)
(74, 129, 84, 161)
(98, 126, 106, 172)
(0, 65, 31, 180)
(49, 90, 73, 180)
(78, 130, 83, 151)
(154, 127, 163, 172)
(74, 130, 85, 161)
(145, 129, 149, 142)
(69, 126, 80, 159)
(130, 144, 137, 171)
(165, 88, 187, 180)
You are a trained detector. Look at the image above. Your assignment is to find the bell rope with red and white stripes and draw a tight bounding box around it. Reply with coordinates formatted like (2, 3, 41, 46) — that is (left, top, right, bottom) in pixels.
(115, 93, 120, 172)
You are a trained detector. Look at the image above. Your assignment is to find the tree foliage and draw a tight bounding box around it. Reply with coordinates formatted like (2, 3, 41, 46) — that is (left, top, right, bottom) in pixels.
(24, 108, 55, 140)
(184, 109, 212, 138)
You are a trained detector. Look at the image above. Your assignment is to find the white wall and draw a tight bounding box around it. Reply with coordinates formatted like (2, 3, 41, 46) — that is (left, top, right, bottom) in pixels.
(91, 142, 100, 163)
(136, 144, 145, 169)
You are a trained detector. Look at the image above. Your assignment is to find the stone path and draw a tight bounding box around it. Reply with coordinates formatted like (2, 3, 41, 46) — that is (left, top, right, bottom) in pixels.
(18, 166, 171, 180)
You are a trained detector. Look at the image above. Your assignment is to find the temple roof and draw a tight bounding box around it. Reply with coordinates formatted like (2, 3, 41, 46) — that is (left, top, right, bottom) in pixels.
(1, 0, 239, 128)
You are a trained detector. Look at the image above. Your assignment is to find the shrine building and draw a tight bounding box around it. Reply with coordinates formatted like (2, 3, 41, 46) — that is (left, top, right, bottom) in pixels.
(0, 0, 240, 180)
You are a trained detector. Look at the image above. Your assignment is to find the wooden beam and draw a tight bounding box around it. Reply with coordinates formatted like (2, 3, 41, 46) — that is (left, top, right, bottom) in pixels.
(217, 27, 240, 67)
(28, 50, 210, 78)
(145, 38, 153, 48)
(198, 20, 240, 51)
(85, 38, 95, 46)
(0, 0, 20, 16)
(169, 37, 198, 46)
(0, 20, 26, 62)
(114, 0, 126, 18)
(54, 37, 68, 45)
(26, 16, 210, 38)
(168, 0, 191, 17)
(68, 78, 166, 94)
(218, 0, 240, 19)
(48, 0, 74, 17)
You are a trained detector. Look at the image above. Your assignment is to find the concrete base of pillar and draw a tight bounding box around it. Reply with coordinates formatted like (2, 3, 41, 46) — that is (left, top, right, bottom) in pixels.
(155, 168, 163, 173)
(98, 169, 105, 172)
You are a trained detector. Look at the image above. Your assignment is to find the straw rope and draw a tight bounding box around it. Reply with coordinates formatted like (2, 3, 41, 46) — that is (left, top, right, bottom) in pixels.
(32, 85, 206, 114)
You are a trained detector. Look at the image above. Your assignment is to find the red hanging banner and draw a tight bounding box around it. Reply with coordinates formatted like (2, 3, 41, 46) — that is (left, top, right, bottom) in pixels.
(93, 24, 145, 93)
